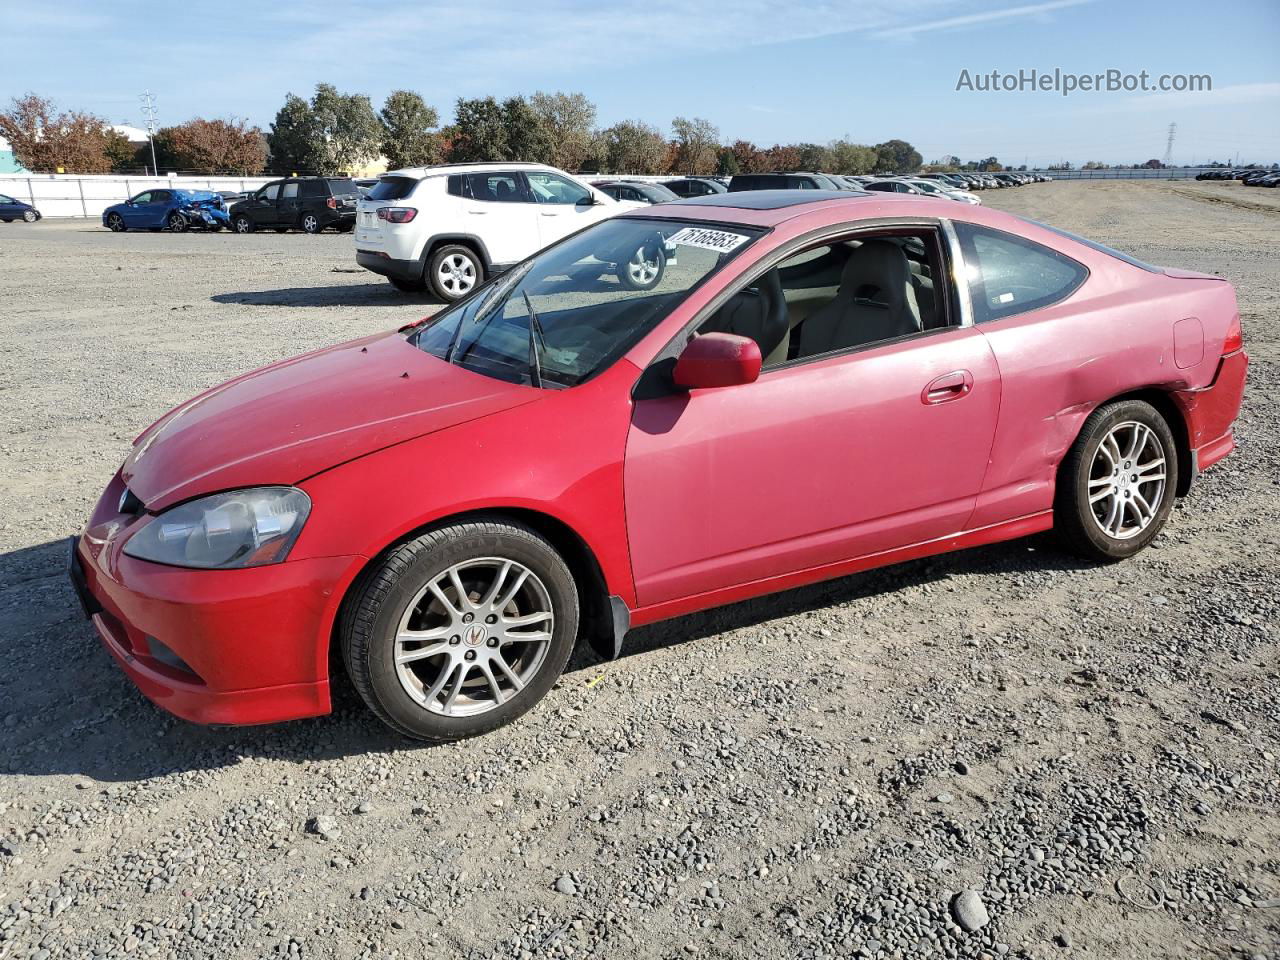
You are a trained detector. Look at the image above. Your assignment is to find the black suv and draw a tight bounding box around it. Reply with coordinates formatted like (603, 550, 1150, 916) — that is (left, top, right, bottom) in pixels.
(728, 172, 842, 192)
(229, 177, 359, 234)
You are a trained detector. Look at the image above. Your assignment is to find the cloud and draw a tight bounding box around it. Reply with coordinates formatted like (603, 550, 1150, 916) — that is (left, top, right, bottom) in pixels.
(874, 0, 1096, 38)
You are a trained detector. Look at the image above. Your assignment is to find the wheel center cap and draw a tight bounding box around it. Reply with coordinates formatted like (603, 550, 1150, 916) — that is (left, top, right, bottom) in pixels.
(464, 624, 487, 647)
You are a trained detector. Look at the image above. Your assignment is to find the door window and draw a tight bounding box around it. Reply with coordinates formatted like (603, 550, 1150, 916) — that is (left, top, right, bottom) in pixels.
(526, 172, 591, 205)
(463, 172, 527, 202)
(697, 229, 950, 368)
(953, 222, 1087, 322)
(258, 183, 281, 201)
(282, 182, 300, 200)
(151, 190, 172, 203)
(130, 192, 153, 204)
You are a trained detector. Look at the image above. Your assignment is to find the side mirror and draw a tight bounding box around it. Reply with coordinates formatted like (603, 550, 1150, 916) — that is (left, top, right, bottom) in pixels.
(673, 333, 761, 390)
(577, 194, 598, 206)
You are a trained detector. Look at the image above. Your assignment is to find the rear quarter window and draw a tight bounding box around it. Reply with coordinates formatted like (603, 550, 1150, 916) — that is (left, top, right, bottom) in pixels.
(368, 176, 419, 201)
(954, 222, 1088, 323)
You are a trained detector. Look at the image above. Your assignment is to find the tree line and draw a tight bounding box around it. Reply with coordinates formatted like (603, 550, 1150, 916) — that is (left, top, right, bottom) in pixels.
(1, 86, 929, 178)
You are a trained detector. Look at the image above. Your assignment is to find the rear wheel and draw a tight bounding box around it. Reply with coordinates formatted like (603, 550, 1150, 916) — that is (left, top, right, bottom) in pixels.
(301, 213, 321, 234)
(233, 215, 254, 234)
(106, 213, 126, 232)
(1055, 399, 1177, 561)
(428, 244, 483, 302)
(341, 520, 579, 741)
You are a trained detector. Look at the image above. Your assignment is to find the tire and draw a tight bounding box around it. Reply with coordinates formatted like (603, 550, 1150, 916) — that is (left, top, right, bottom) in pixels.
(617, 245, 665, 291)
(389, 276, 426, 293)
(167, 212, 188, 232)
(428, 244, 484, 302)
(22, 210, 37, 223)
(341, 519, 579, 742)
(300, 213, 321, 234)
(106, 213, 126, 232)
(233, 215, 254, 234)
(1054, 399, 1178, 562)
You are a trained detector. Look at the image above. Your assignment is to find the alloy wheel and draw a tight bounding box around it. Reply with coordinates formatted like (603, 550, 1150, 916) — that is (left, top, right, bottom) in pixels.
(1087, 420, 1167, 540)
(393, 558, 553, 717)
(107, 214, 125, 232)
(436, 253, 477, 297)
(627, 247, 661, 286)
(22, 210, 37, 223)
(303, 214, 319, 233)
(168, 213, 187, 232)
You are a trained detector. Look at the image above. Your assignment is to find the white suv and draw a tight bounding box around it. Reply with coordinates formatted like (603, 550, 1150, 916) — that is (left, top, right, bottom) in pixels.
(355, 162, 647, 301)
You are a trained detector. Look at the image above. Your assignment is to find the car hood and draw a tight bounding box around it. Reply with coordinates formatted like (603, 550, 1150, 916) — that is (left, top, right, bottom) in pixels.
(122, 331, 537, 511)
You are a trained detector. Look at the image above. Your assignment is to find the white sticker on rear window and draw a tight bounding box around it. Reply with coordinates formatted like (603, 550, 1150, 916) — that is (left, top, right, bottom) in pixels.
(666, 227, 749, 253)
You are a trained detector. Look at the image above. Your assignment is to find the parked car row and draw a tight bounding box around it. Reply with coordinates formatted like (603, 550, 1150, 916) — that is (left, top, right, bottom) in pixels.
(100, 177, 361, 234)
(1195, 168, 1279, 184)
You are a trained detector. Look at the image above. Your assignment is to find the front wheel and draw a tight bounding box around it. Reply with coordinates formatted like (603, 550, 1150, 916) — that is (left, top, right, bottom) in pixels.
(1055, 399, 1178, 561)
(341, 520, 579, 742)
(167, 212, 188, 232)
(22, 210, 38, 223)
(106, 213, 126, 232)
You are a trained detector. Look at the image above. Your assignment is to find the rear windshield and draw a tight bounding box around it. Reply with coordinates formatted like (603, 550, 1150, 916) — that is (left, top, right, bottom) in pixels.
(327, 179, 359, 196)
(367, 176, 418, 201)
(1018, 217, 1162, 273)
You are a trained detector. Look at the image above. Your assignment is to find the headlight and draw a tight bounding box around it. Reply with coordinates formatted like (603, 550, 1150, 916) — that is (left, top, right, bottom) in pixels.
(123, 487, 311, 569)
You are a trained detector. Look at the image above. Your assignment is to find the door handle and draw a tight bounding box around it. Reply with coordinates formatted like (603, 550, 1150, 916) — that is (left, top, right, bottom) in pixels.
(468, 209, 487, 214)
(540, 212, 559, 217)
(921, 370, 974, 404)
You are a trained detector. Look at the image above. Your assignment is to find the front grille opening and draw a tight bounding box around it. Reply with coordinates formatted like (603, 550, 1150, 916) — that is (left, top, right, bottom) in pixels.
(144, 636, 204, 683)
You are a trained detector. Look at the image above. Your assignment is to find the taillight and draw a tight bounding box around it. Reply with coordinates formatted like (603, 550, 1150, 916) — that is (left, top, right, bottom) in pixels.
(1222, 314, 1244, 354)
(376, 206, 417, 224)
(326, 197, 337, 209)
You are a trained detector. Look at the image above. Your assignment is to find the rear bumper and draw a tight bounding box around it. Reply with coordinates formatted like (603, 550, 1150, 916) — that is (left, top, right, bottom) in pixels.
(70, 512, 356, 726)
(357, 249, 422, 283)
(1177, 348, 1248, 478)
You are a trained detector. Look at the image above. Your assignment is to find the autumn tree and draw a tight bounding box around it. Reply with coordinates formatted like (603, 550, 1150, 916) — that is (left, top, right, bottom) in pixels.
(671, 116, 719, 174)
(601, 120, 668, 174)
(729, 140, 764, 173)
(0, 94, 110, 173)
(758, 144, 801, 172)
(380, 90, 441, 169)
(153, 118, 265, 174)
(529, 91, 596, 171)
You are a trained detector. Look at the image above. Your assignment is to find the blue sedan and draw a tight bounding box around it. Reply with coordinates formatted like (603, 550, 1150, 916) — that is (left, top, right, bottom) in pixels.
(0, 193, 41, 223)
(101, 189, 230, 232)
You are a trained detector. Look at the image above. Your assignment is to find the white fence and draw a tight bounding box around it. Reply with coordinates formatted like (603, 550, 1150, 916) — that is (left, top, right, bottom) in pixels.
(0, 174, 278, 220)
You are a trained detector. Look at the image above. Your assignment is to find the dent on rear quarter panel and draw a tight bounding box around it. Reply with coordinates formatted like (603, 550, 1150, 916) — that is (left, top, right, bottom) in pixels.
(971, 264, 1226, 527)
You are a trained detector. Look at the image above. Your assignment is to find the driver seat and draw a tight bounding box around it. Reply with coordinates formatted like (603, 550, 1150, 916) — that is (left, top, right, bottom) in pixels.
(797, 240, 922, 357)
(700, 268, 788, 364)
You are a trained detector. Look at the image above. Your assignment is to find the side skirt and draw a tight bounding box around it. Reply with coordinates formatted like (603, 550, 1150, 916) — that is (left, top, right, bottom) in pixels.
(626, 511, 1055, 631)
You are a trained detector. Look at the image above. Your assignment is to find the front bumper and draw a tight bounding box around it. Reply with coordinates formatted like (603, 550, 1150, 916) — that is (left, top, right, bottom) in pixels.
(69, 484, 359, 726)
(356, 249, 423, 283)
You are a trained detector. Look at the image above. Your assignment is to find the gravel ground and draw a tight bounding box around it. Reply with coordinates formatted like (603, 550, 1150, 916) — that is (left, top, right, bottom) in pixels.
(1, 180, 1277, 960)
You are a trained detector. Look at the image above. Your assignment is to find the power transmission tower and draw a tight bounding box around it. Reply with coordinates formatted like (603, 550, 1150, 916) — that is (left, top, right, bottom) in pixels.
(140, 91, 159, 176)
(1162, 122, 1176, 168)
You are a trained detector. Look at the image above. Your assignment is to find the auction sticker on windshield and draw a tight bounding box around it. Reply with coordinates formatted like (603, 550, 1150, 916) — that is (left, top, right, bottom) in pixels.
(666, 227, 750, 253)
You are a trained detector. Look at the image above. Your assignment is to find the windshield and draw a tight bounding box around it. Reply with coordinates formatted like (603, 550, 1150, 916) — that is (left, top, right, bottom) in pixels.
(411, 217, 763, 388)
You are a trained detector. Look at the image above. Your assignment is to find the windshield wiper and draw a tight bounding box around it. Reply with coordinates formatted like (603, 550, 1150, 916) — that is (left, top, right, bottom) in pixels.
(444, 264, 531, 366)
(522, 290, 547, 389)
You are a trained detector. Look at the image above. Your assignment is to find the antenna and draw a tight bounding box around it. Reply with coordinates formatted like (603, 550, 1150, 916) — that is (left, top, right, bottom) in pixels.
(140, 90, 159, 176)
(1162, 122, 1176, 168)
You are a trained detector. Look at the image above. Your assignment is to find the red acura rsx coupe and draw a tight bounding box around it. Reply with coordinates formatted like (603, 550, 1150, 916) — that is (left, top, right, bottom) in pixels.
(70, 190, 1248, 741)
